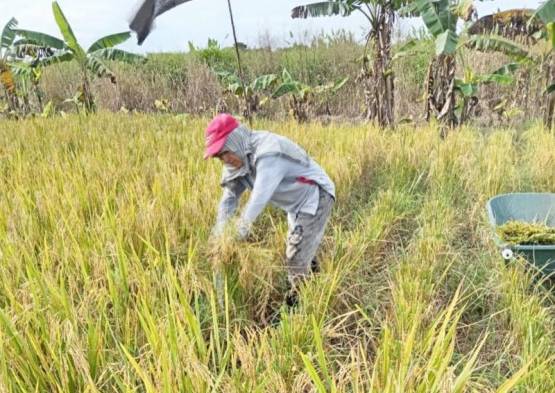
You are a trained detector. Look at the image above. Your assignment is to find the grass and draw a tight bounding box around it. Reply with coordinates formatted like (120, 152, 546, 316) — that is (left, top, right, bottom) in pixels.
(0, 114, 554, 392)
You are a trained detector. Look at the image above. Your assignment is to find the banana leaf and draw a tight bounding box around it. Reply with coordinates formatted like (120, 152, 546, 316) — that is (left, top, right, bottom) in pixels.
(88, 32, 132, 53)
(12, 29, 67, 50)
(52, 1, 86, 60)
(91, 48, 145, 64)
(86, 55, 115, 80)
(536, 0, 555, 24)
(291, 1, 356, 19)
(1, 18, 18, 50)
(465, 34, 528, 59)
(436, 30, 458, 55)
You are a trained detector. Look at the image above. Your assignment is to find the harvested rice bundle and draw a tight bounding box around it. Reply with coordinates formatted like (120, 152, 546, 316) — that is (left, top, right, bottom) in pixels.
(497, 221, 555, 245)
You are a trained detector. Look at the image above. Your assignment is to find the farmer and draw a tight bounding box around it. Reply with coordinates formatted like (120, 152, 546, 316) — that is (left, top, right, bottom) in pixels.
(205, 114, 335, 306)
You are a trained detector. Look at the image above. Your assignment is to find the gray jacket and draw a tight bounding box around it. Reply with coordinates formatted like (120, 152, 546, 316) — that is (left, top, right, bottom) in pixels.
(214, 131, 335, 237)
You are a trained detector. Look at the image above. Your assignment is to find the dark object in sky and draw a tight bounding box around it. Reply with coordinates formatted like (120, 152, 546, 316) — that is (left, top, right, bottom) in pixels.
(130, 0, 193, 45)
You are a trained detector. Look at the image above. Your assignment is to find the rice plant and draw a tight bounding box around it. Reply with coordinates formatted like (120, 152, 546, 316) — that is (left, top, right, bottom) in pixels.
(0, 114, 553, 391)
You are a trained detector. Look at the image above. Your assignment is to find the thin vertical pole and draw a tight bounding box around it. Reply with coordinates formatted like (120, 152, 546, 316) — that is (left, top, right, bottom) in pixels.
(225, 0, 252, 126)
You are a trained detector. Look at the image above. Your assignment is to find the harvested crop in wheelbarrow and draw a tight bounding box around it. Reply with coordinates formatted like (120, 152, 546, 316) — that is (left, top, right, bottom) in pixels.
(497, 221, 555, 245)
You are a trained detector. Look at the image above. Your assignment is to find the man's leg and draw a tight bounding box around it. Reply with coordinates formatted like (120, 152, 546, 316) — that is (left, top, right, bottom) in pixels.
(285, 189, 334, 305)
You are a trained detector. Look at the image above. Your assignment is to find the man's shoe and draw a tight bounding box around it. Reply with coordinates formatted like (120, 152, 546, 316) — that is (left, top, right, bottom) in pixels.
(311, 258, 320, 274)
(285, 289, 299, 308)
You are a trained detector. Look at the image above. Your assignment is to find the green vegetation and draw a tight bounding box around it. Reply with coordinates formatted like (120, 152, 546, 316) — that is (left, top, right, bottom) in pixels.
(404, 0, 528, 126)
(291, 0, 413, 126)
(271, 68, 349, 122)
(534, 0, 555, 129)
(9, 2, 144, 114)
(3, 0, 555, 126)
(215, 70, 279, 116)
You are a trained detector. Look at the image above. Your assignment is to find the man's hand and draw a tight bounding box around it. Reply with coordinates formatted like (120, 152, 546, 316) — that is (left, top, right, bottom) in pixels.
(236, 222, 250, 242)
(209, 218, 255, 244)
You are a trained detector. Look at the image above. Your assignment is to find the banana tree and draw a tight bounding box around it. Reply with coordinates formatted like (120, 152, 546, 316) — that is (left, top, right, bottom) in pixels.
(291, 0, 412, 127)
(14, 2, 145, 113)
(533, 0, 555, 129)
(407, 0, 528, 126)
(215, 70, 278, 116)
(455, 63, 518, 124)
(405, 0, 472, 126)
(1, 18, 54, 115)
(272, 68, 349, 123)
(0, 18, 19, 112)
(10, 62, 47, 112)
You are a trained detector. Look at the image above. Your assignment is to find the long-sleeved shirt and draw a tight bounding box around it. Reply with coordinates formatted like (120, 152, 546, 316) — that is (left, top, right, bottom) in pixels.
(214, 154, 335, 237)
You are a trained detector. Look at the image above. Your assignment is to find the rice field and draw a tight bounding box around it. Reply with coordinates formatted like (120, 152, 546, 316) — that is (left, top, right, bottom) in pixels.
(0, 114, 554, 392)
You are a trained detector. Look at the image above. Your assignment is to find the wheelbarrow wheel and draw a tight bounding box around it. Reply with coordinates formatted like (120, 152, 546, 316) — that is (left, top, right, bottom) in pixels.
(502, 248, 514, 261)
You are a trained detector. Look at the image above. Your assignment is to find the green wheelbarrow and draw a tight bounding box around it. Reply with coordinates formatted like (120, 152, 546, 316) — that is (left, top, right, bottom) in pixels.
(486, 193, 555, 274)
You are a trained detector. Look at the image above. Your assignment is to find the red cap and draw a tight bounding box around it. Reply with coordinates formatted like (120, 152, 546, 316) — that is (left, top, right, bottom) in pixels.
(204, 114, 240, 159)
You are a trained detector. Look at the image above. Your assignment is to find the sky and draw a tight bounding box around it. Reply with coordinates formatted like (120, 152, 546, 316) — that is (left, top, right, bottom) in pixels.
(1, 0, 545, 54)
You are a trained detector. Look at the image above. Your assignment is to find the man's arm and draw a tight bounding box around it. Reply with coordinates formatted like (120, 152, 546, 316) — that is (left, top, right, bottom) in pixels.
(212, 180, 246, 237)
(237, 156, 286, 239)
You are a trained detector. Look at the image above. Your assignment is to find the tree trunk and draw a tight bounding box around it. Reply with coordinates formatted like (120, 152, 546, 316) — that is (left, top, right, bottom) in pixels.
(460, 96, 479, 125)
(22, 92, 31, 115)
(34, 85, 44, 113)
(359, 5, 395, 127)
(509, 67, 530, 121)
(81, 70, 96, 114)
(33, 74, 45, 113)
(373, 6, 395, 127)
(543, 53, 555, 130)
(290, 95, 309, 123)
(242, 94, 259, 118)
(425, 54, 457, 128)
